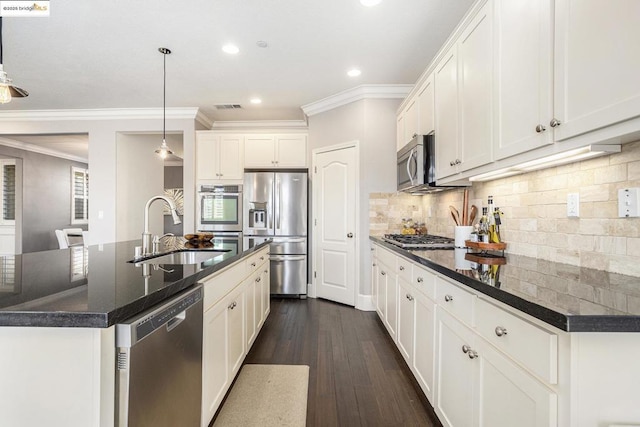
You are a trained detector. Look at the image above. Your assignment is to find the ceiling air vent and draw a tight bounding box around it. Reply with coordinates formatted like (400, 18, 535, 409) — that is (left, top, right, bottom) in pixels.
(214, 104, 243, 110)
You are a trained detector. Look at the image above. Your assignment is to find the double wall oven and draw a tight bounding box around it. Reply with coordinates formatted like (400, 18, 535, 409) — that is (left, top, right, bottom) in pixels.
(196, 184, 243, 252)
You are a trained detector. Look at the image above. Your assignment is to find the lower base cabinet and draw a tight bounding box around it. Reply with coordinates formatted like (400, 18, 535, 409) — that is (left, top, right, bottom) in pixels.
(201, 247, 270, 427)
(412, 290, 436, 402)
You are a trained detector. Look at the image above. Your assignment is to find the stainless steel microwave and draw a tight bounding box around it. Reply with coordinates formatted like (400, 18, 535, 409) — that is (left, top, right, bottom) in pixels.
(397, 134, 468, 193)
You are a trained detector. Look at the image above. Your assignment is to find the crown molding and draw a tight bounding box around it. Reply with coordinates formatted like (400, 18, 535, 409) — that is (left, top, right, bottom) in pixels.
(301, 84, 414, 117)
(0, 136, 88, 163)
(195, 110, 214, 129)
(0, 108, 200, 122)
(210, 120, 308, 132)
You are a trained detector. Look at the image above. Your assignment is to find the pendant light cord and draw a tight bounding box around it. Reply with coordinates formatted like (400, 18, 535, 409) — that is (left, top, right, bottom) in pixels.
(162, 48, 166, 143)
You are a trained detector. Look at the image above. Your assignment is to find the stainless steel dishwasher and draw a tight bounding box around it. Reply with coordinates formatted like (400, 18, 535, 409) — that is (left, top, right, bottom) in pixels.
(116, 285, 203, 427)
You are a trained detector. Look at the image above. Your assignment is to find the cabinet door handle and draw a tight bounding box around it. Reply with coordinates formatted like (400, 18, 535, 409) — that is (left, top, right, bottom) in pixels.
(251, 262, 256, 267)
(406, 294, 414, 301)
(495, 326, 508, 337)
(263, 269, 268, 274)
(535, 124, 546, 133)
(399, 265, 405, 271)
(228, 301, 237, 310)
(449, 160, 455, 166)
(416, 277, 423, 283)
(462, 345, 478, 359)
(444, 294, 453, 302)
(260, 256, 265, 261)
(347, 232, 354, 238)
(372, 263, 377, 267)
(381, 271, 386, 276)
(455, 159, 461, 165)
(549, 118, 562, 128)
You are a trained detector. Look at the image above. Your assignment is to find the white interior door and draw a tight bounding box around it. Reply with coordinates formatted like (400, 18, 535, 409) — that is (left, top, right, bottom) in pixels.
(313, 144, 357, 306)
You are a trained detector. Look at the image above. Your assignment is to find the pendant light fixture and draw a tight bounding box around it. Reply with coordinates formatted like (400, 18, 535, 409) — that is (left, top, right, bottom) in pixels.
(0, 17, 29, 104)
(155, 47, 173, 159)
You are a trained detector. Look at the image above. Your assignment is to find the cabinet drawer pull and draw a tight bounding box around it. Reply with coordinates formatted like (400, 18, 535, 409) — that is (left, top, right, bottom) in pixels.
(399, 265, 405, 271)
(406, 294, 414, 301)
(495, 326, 508, 337)
(381, 271, 386, 276)
(416, 277, 423, 283)
(449, 160, 455, 166)
(251, 262, 256, 267)
(372, 263, 377, 267)
(228, 301, 237, 310)
(256, 277, 261, 283)
(263, 269, 268, 274)
(260, 256, 265, 261)
(444, 294, 453, 302)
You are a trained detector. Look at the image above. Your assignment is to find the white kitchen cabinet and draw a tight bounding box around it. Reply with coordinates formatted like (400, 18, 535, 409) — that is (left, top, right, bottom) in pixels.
(458, 1, 493, 171)
(435, 308, 478, 427)
(196, 132, 244, 181)
(434, 1, 493, 180)
(493, 0, 554, 160)
(385, 268, 398, 340)
(417, 74, 435, 137)
(397, 97, 419, 150)
(244, 134, 307, 168)
(412, 289, 436, 402)
(202, 299, 230, 424)
(201, 246, 270, 427)
(434, 45, 459, 180)
(478, 340, 557, 427)
(553, 0, 640, 142)
(397, 276, 415, 363)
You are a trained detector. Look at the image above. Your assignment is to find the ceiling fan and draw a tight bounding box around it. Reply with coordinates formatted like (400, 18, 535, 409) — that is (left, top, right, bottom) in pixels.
(0, 17, 29, 103)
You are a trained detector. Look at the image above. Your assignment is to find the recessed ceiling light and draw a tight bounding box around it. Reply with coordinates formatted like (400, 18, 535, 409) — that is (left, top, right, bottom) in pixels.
(347, 69, 362, 77)
(250, 98, 262, 104)
(256, 40, 268, 48)
(222, 44, 240, 54)
(360, 0, 382, 6)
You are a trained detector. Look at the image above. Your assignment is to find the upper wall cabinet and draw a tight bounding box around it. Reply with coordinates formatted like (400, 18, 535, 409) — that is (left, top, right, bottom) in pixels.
(196, 132, 244, 181)
(244, 134, 307, 168)
(397, 75, 435, 151)
(493, 0, 554, 160)
(435, 0, 493, 180)
(553, 0, 640, 142)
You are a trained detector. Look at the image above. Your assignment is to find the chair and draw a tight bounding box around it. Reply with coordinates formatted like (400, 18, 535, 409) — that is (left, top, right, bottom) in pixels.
(55, 229, 68, 249)
(62, 228, 84, 247)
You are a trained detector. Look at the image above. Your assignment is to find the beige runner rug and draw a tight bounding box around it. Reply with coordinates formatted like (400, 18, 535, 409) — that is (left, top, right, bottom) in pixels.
(213, 364, 309, 427)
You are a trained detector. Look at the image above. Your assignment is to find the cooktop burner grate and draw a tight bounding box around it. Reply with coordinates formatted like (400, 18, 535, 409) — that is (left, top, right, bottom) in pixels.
(382, 233, 455, 249)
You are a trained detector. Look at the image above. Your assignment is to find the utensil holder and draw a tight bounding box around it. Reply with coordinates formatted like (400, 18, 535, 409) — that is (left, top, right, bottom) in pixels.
(454, 226, 474, 248)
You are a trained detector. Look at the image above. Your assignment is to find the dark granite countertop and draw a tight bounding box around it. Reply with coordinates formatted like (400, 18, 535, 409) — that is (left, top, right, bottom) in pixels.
(371, 236, 640, 332)
(0, 238, 269, 328)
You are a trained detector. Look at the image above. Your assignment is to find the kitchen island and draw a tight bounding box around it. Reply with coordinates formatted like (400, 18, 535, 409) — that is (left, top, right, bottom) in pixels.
(370, 236, 640, 427)
(0, 239, 270, 427)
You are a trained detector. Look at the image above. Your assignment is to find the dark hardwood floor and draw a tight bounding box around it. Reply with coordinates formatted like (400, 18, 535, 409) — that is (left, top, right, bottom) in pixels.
(244, 297, 441, 427)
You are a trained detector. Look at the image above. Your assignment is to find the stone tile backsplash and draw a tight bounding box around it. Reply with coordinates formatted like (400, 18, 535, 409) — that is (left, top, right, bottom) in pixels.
(370, 140, 640, 277)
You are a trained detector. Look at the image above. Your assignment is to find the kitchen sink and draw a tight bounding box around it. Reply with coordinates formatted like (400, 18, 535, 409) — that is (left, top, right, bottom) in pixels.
(130, 249, 230, 265)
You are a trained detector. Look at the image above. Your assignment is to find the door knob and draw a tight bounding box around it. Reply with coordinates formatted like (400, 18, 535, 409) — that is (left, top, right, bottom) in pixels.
(549, 118, 562, 128)
(347, 233, 354, 238)
(535, 124, 546, 133)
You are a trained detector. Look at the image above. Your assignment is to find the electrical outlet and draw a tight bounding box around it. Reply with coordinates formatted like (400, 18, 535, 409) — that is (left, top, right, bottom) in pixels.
(567, 193, 579, 217)
(618, 188, 640, 217)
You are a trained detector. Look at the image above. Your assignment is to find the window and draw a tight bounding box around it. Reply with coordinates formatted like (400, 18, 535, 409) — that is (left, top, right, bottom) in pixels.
(0, 159, 16, 226)
(71, 167, 89, 224)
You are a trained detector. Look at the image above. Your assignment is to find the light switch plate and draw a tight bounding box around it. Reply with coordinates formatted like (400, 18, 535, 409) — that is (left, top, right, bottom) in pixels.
(618, 188, 640, 217)
(567, 193, 579, 217)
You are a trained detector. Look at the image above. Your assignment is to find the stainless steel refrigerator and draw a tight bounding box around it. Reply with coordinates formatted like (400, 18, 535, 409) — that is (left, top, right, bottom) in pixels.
(243, 170, 308, 296)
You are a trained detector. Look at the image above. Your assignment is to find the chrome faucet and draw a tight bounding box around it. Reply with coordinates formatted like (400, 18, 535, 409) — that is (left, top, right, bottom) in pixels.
(142, 196, 181, 256)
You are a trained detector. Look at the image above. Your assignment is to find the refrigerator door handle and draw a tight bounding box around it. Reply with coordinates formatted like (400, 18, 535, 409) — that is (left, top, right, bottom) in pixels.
(272, 237, 306, 244)
(276, 180, 281, 232)
(271, 255, 306, 262)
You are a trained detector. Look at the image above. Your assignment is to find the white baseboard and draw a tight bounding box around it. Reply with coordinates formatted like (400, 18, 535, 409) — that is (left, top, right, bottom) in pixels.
(356, 294, 375, 311)
(306, 282, 316, 298)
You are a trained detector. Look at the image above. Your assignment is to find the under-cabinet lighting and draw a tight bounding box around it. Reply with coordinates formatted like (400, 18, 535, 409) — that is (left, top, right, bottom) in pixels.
(469, 145, 621, 182)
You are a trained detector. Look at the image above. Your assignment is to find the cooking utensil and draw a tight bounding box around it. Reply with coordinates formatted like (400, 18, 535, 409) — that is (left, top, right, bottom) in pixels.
(449, 205, 460, 226)
(462, 189, 469, 226)
(469, 205, 478, 225)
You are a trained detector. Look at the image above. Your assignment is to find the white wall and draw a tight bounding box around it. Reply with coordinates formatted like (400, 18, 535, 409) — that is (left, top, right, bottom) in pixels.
(0, 111, 198, 245)
(308, 98, 400, 299)
(115, 134, 165, 242)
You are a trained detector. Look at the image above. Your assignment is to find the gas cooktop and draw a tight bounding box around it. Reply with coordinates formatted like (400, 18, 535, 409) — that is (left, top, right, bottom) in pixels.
(382, 234, 455, 249)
